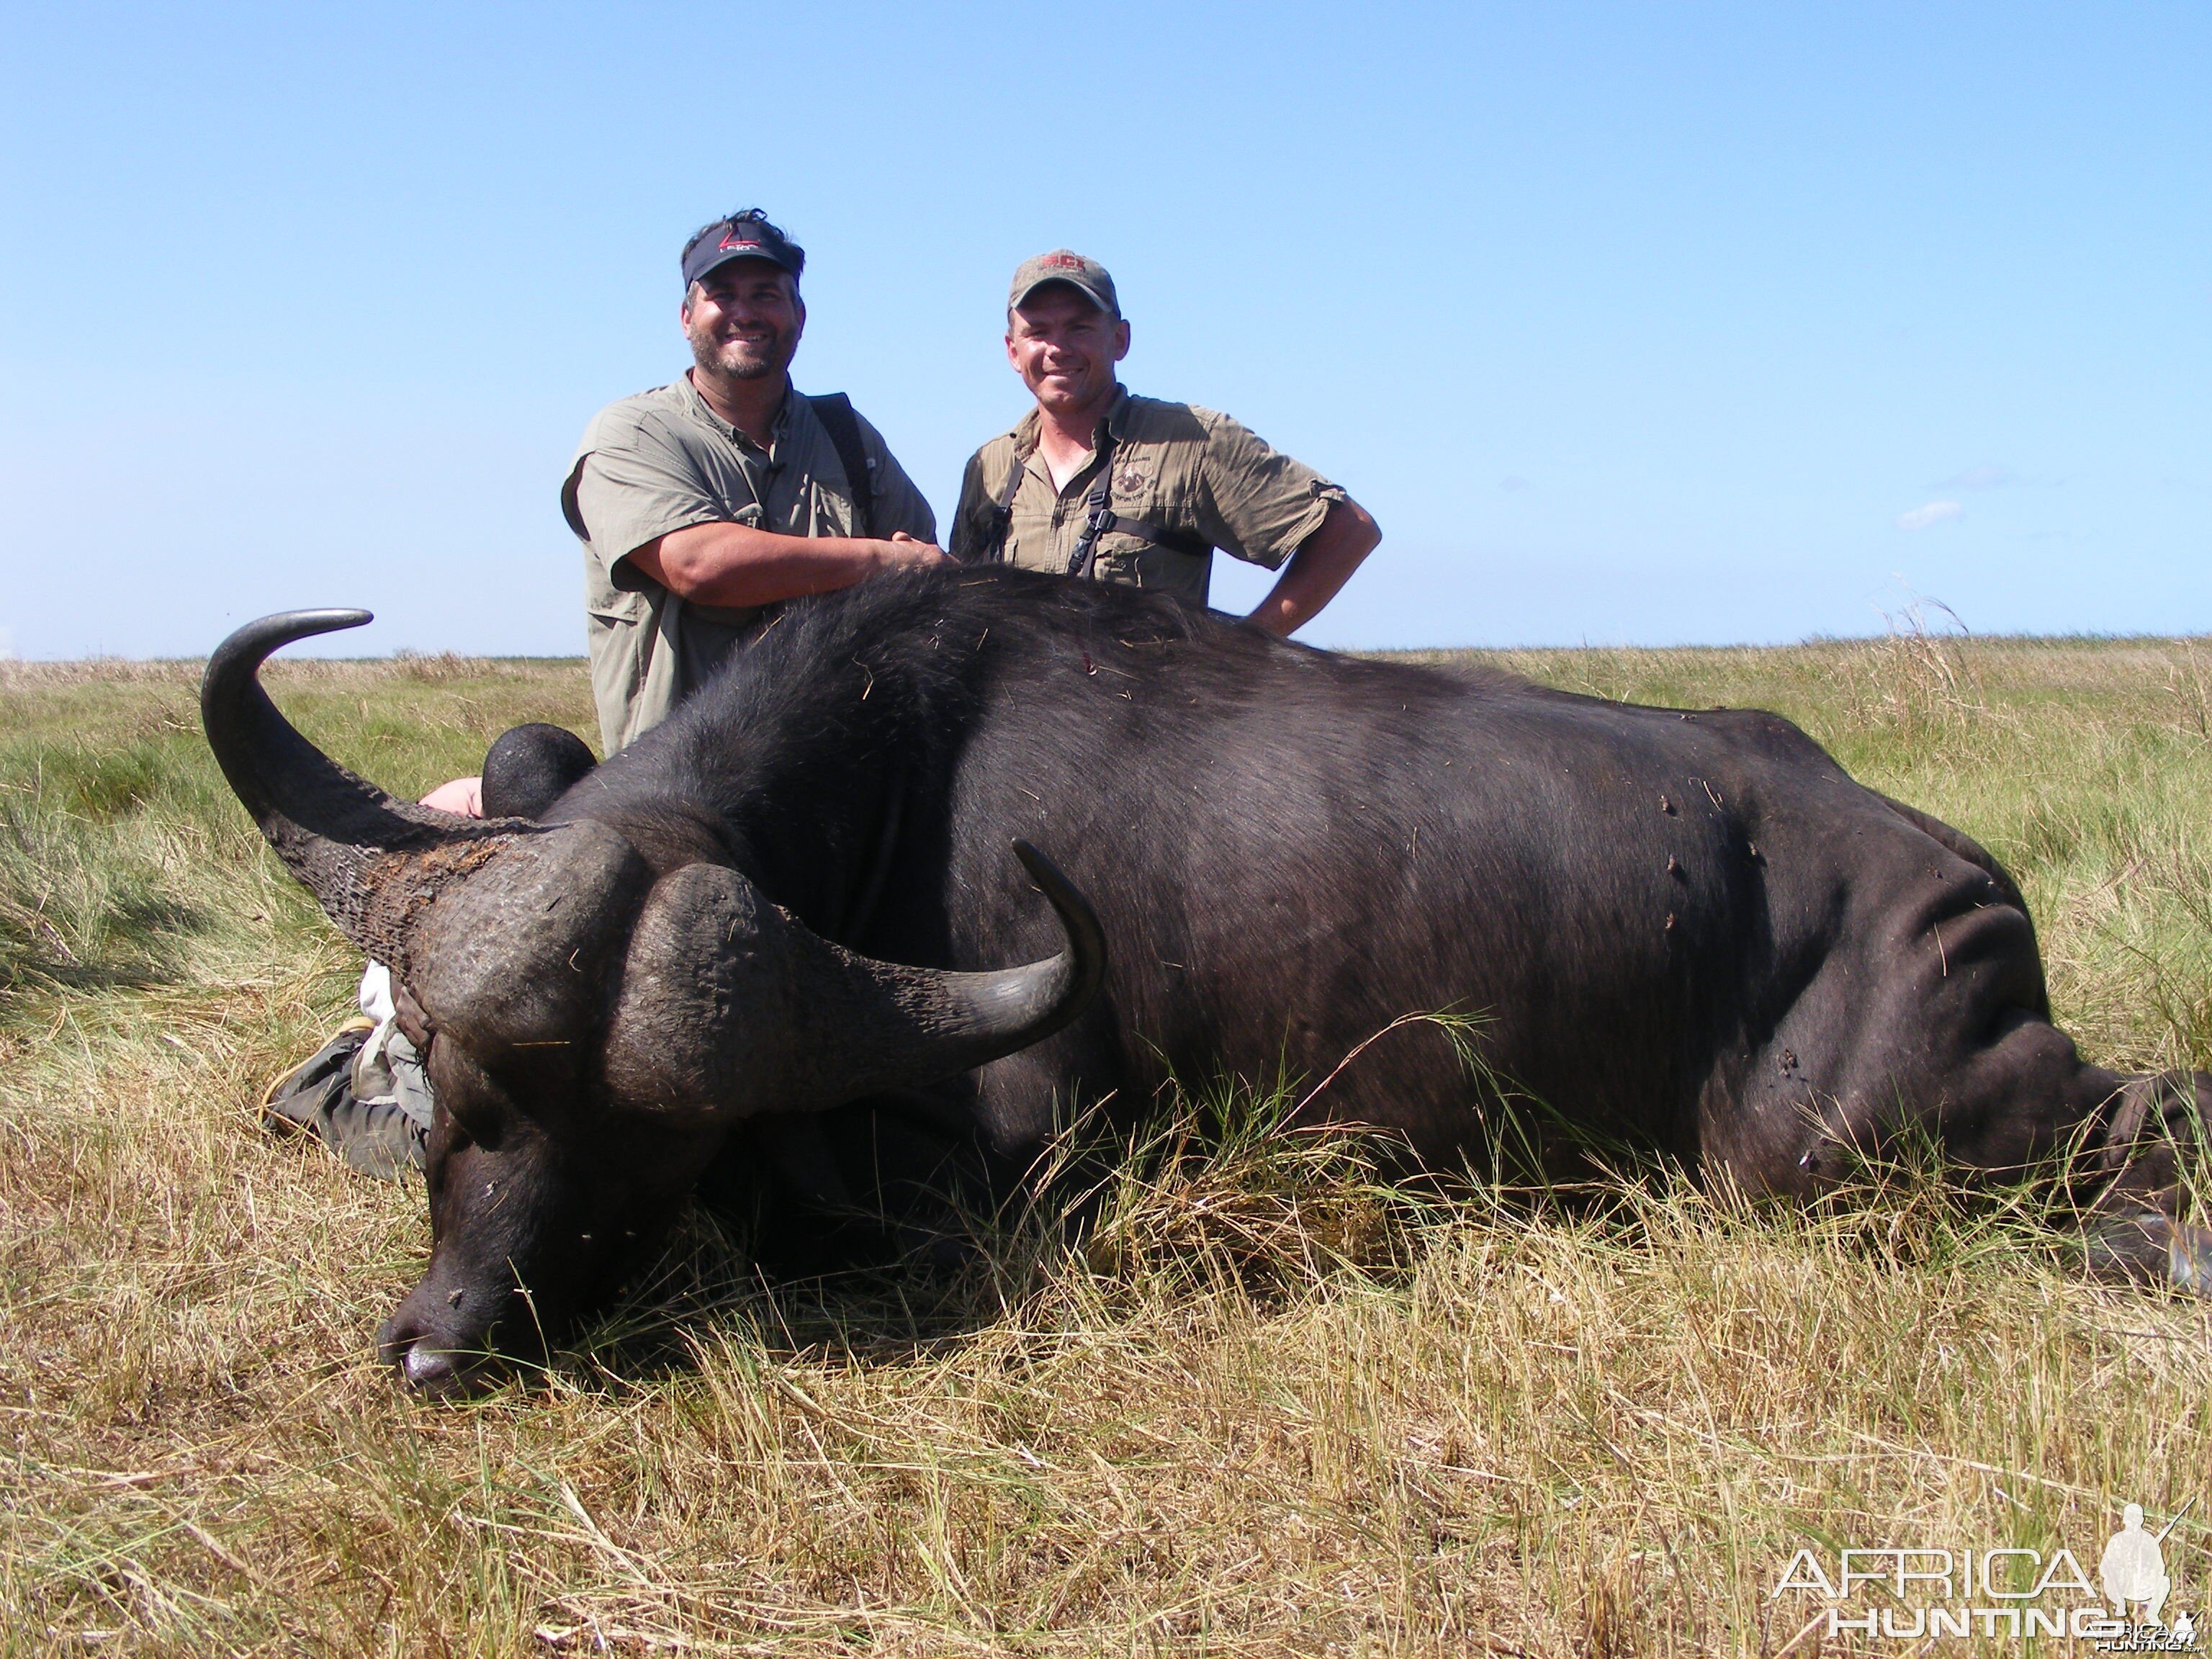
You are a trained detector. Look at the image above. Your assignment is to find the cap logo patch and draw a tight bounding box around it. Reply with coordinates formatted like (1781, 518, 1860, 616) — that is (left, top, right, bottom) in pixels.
(1041, 253, 1084, 271)
(719, 234, 766, 253)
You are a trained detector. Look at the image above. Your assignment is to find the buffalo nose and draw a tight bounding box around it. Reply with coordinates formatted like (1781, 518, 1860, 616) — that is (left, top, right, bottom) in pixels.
(401, 1342, 459, 1393)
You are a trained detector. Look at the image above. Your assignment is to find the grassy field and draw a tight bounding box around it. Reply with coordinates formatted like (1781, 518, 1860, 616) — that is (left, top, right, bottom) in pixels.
(1, 631, 2209, 1655)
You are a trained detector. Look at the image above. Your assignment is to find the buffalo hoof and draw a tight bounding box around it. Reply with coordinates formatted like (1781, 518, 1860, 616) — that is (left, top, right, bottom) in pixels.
(2083, 1210, 2212, 1295)
(2168, 1223, 2212, 1295)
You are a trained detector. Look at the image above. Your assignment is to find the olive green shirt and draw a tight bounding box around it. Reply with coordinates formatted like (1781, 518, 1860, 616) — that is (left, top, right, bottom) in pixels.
(562, 376, 935, 752)
(950, 389, 1344, 608)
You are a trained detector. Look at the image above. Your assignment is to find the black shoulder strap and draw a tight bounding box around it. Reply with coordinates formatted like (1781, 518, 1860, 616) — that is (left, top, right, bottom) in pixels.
(807, 392, 874, 539)
(1064, 430, 1118, 580)
(982, 446, 1028, 563)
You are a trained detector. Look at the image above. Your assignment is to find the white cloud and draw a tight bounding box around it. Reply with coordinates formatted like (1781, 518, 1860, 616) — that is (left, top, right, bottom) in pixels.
(1896, 500, 1964, 531)
(1934, 462, 2013, 490)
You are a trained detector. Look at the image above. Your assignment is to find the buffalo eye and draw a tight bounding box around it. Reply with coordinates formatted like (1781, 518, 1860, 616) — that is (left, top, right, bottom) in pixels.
(422, 1041, 511, 1150)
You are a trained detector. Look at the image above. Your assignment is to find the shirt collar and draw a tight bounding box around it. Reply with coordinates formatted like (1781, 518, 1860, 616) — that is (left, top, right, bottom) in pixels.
(1098, 384, 1133, 444)
(680, 371, 798, 454)
(1012, 384, 1129, 461)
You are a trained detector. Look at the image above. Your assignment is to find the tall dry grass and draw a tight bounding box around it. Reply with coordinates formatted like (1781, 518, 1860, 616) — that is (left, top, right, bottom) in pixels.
(1, 634, 2208, 1655)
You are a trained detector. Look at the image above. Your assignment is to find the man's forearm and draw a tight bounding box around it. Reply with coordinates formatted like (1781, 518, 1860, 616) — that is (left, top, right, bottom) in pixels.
(1247, 498, 1382, 638)
(629, 521, 945, 609)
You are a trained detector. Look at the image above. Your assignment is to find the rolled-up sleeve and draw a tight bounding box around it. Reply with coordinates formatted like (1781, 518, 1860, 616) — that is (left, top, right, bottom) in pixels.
(567, 410, 725, 583)
(1191, 410, 1346, 570)
(854, 411, 938, 544)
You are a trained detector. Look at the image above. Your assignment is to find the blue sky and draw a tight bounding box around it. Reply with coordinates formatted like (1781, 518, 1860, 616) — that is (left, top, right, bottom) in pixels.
(1, 1, 2205, 657)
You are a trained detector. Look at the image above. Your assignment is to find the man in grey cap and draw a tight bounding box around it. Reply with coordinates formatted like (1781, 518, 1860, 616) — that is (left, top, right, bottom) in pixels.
(950, 251, 1380, 632)
(563, 208, 948, 752)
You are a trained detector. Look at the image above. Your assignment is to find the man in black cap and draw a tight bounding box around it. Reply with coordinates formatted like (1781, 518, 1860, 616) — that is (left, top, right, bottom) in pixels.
(562, 208, 947, 752)
(267, 211, 945, 1178)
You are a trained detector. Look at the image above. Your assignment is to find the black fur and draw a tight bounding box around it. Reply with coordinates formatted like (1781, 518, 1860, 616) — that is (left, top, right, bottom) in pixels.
(544, 563, 2206, 1199)
(341, 564, 2212, 1390)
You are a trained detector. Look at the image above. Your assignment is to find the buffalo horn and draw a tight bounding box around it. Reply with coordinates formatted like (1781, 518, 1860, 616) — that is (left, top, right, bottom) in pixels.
(827, 840, 1107, 1092)
(604, 841, 1107, 1115)
(199, 610, 538, 974)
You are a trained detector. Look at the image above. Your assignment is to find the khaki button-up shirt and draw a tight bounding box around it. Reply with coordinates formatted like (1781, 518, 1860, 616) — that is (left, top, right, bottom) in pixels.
(950, 390, 1344, 609)
(562, 376, 935, 752)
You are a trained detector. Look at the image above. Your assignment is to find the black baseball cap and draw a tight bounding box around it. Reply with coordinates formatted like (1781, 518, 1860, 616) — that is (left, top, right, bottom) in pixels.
(680, 210, 806, 292)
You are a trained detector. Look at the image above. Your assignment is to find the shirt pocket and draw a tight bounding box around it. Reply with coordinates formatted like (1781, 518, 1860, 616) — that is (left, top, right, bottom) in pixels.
(1091, 524, 1208, 599)
(1093, 450, 1167, 583)
(1126, 539, 1210, 601)
(1091, 538, 1144, 584)
(585, 584, 650, 625)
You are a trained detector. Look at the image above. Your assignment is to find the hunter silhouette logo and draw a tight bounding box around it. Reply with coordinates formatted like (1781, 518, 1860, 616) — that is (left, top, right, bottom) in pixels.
(2105, 1503, 2176, 1623)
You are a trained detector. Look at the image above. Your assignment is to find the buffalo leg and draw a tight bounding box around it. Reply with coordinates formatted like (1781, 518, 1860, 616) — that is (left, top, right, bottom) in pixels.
(1726, 884, 2212, 1290)
(1944, 1053, 2212, 1288)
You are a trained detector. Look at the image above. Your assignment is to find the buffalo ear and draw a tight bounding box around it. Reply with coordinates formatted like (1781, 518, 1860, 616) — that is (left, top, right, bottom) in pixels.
(405, 822, 654, 1057)
(601, 848, 1103, 1119)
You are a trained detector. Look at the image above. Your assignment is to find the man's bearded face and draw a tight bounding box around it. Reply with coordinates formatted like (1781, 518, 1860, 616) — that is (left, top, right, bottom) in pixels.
(683, 261, 804, 382)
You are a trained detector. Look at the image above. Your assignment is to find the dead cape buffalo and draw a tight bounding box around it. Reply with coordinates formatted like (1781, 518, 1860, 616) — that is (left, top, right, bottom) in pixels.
(204, 567, 2211, 1393)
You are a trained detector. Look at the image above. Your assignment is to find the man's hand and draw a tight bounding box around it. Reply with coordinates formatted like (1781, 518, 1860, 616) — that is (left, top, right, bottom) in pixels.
(884, 531, 955, 571)
(633, 521, 950, 608)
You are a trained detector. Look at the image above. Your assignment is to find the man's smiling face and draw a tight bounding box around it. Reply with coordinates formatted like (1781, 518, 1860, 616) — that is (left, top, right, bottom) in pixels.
(1006, 284, 1130, 420)
(683, 260, 805, 382)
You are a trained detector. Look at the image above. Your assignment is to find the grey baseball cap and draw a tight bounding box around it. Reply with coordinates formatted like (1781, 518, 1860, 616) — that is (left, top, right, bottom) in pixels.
(1007, 249, 1120, 317)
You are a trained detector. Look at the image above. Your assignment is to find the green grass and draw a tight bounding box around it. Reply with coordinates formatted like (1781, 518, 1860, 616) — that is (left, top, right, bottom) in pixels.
(0, 635, 2208, 1655)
